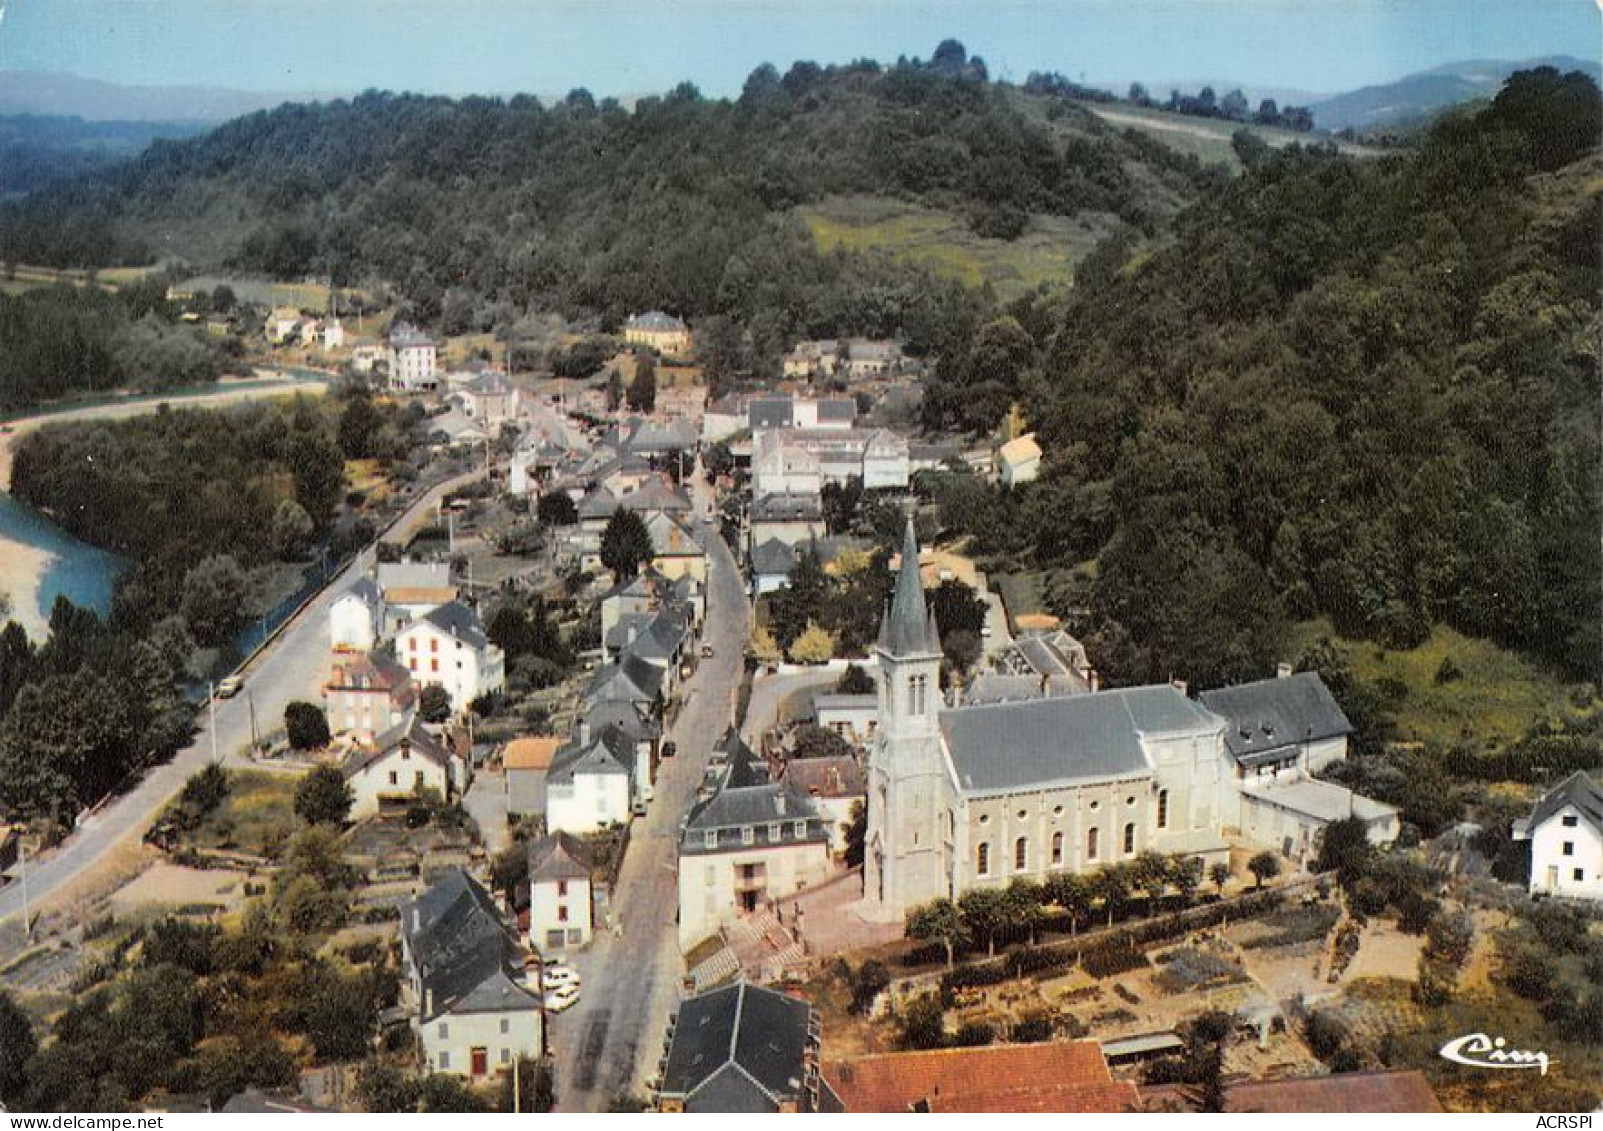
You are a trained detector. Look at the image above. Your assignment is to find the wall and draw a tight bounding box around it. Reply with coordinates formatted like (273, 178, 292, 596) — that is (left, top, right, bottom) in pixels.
(547, 771, 631, 835)
(957, 776, 1157, 891)
(349, 749, 450, 819)
(677, 840, 832, 949)
(420, 1005, 543, 1078)
(530, 875, 593, 950)
(1529, 810, 1603, 900)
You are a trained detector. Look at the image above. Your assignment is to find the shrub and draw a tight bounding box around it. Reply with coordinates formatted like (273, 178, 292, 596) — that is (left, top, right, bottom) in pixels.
(1010, 1017, 1053, 1043)
(284, 701, 331, 750)
(951, 1022, 995, 1047)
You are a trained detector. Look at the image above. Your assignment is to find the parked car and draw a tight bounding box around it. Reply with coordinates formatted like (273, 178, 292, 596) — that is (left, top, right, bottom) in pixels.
(700, 644, 715, 658)
(215, 675, 244, 699)
(545, 984, 581, 1013)
(543, 965, 580, 989)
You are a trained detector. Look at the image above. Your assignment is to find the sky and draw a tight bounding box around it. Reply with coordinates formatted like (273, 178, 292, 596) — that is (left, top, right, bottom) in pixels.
(0, 0, 1597, 101)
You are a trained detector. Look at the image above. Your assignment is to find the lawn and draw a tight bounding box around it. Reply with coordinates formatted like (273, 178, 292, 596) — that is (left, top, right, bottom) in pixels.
(993, 570, 1052, 633)
(797, 196, 1120, 300)
(1291, 619, 1587, 748)
(1077, 101, 1388, 169)
(192, 768, 300, 859)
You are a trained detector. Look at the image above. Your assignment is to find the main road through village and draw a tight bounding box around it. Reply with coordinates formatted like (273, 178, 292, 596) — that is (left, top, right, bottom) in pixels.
(0, 464, 490, 926)
(552, 467, 750, 1112)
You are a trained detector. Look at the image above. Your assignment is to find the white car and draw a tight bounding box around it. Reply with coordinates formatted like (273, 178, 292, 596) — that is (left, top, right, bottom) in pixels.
(545, 984, 581, 1013)
(543, 965, 580, 989)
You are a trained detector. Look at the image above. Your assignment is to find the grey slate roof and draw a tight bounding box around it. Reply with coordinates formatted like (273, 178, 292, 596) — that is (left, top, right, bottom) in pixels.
(417, 600, 491, 651)
(342, 714, 453, 779)
(586, 651, 666, 704)
(749, 398, 795, 430)
(681, 782, 826, 853)
(1527, 771, 1603, 835)
(751, 493, 823, 522)
(528, 830, 593, 881)
(939, 686, 1219, 795)
(628, 310, 686, 332)
(878, 519, 939, 658)
(1198, 672, 1353, 763)
(715, 727, 770, 789)
(586, 698, 658, 744)
(659, 983, 817, 1112)
(549, 726, 634, 784)
(340, 575, 382, 606)
(401, 868, 536, 1020)
(750, 537, 798, 577)
(816, 398, 857, 423)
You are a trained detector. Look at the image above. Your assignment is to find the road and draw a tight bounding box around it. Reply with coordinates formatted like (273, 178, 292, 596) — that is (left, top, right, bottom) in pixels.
(551, 467, 751, 1112)
(0, 466, 490, 926)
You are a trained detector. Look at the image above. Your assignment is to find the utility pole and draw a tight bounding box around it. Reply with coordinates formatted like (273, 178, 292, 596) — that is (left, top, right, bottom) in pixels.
(513, 1056, 521, 1114)
(18, 838, 30, 941)
(248, 690, 260, 753)
(208, 682, 220, 766)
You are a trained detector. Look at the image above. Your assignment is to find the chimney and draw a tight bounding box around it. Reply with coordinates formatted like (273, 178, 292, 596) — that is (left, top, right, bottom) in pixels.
(1171, 678, 1188, 697)
(1088, 669, 1100, 693)
(579, 718, 591, 745)
(1276, 662, 1293, 679)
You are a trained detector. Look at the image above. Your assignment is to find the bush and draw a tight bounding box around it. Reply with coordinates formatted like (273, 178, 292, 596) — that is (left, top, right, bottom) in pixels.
(951, 1022, 995, 1047)
(294, 765, 353, 827)
(1010, 1017, 1053, 1043)
(285, 701, 331, 750)
(1305, 1009, 1351, 1062)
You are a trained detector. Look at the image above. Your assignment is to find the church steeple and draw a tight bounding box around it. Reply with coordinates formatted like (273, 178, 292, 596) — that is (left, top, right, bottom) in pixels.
(879, 517, 940, 658)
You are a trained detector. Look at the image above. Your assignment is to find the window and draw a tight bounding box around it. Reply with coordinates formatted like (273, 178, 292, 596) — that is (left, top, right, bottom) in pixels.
(704, 829, 717, 850)
(438, 1051, 450, 1070)
(409, 658, 417, 672)
(742, 826, 755, 846)
(979, 813, 990, 825)
(501, 1048, 511, 1065)
(1574, 868, 1585, 882)
(558, 905, 569, 923)
(1088, 800, 1100, 811)
(768, 822, 782, 841)
(1561, 815, 1578, 827)
(1123, 822, 1136, 855)
(415, 771, 425, 786)
(1563, 841, 1575, 856)
(1157, 790, 1169, 829)
(1126, 796, 1136, 807)
(388, 771, 399, 786)
(438, 1023, 449, 1038)
(1017, 809, 1028, 820)
(906, 674, 928, 715)
(793, 820, 807, 838)
(557, 881, 568, 897)
(500, 1018, 510, 1034)
(1051, 832, 1064, 866)
(431, 659, 439, 673)
(976, 842, 990, 876)
(1087, 828, 1099, 860)
(431, 638, 439, 652)
(1015, 837, 1028, 871)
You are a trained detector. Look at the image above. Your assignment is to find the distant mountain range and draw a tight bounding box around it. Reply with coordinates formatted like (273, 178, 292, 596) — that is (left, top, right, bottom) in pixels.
(1308, 56, 1602, 132)
(0, 71, 330, 124)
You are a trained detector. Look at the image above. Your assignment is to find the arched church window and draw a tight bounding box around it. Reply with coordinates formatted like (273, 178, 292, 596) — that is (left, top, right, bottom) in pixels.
(1157, 789, 1169, 829)
(1087, 827, 1099, 860)
(976, 842, 990, 875)
(1051, 831, 1064, 865)
(1014, 837, 1028, 871)
(1123, 822, 1135, 854)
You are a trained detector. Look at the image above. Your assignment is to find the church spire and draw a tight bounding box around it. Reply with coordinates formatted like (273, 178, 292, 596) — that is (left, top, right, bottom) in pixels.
(879, 515, 938, 656)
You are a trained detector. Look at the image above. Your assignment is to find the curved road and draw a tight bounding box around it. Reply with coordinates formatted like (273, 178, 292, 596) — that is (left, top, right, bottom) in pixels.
(0, 465, 489, 926)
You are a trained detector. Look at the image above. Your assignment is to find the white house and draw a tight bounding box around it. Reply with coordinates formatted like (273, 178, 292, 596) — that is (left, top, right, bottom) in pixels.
(342, 716, 467, 818)
(456, 372, 519, 428)
(396, 601, 505, 709)
(624, 311, 691, 355)
(645, 512, 707, 583)
(812, 692, 878, 747)
(545, 726, 634, 835)
(996, 433, 1042, 487)
(376, 560, 457, 635)
(322, 318, 346, 352)
(750, 538, 797, 595)
(330, 577, 384, 651)
(388, 323, 440, 392)
(324, 652, 415, 741)
(401, 869, 543, 1080)
(525, 832, 594, 952)
(1514, 771, 1603, 901)
(265, 307, 301, 344)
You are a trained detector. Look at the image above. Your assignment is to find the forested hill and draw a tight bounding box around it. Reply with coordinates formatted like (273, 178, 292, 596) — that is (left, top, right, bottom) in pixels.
(953, 67, 1600, 687)
(0, 43, 1214, 346)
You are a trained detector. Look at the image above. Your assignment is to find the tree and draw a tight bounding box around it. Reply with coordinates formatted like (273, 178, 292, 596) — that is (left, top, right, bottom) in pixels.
(1131, 851, 1172, 915)
(627, 353, 657, 413)
(896, 993, 948, 1051)
(357, 1061, 419, 1112)
(284, 700, 331, 750)
(287, 428, 345, 532)
(0, 989, 35, 1105)
(846, 960, 891, 1015)
(605, 368, 624, 412)
(836, 663, 875, 695)
(788, 620, 837, 664)
(844, 799, 866, 869)
(1208, 861, 1231, 897)
(182, 553, 250, 647)
(958, 887, 1009, 956)
(418, 1074, 490, 1112)
(270, 498, 314, 560)
(294, 764, 352, 826)
(1042, 871, 1091, 936)
(1182, 1009, 1233, 1112)
(418, 684, 452, 722)
(1247, 851, 1281, 890)
(536, 490, 578, 526)
(905, 898, 969, 967)
(1315, 817, 1372, 884)
(1004, 878, 1045, 945)
(1092, 863, 1132, 926)
(302, 964, 378, 1061)
(499, 1057, 555, 1112)
(600, 508, 653, 580)
(749, 624, 782, 665)
(790, 723, 853, 760)
(338, 389, 382, 459)
(1172, 856, 1204, 906)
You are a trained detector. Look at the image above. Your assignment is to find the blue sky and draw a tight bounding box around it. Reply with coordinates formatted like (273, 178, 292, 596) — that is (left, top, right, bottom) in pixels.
(0, 0, 1596, 99)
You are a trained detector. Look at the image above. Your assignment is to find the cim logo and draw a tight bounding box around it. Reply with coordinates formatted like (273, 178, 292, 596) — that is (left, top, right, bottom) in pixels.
(1438, 1032, 1552, 1075)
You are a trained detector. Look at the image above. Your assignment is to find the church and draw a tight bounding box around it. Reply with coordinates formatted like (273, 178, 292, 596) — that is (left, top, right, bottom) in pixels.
(863, 522, 1397, 920)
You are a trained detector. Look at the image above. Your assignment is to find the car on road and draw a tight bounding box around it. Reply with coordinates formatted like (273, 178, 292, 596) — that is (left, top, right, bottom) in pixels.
(632, 799, 647, 817)
(544, 984, 581, 1013)
(215, 675, 244, 699)
(661, 741, 677, 760)
(543, 965, 580, 990)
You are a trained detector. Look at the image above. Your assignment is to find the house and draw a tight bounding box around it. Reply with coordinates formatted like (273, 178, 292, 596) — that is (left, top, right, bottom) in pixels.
(587, 698, 661, 797)
(324, 652, 415, 740)
(388, 323, 440, 392)
(343, 716, 468, 818)
(624, 311, 691, 355)
(586, 651, 666, 718)
(824, 1041, 1139, 1113)
(456, 372, 519, 429)
(781, 755, 866, 856)
(655, 983, 827, 1113)
(376, 561, 457, 635)
(646, 512, 707, 582)
(677, 779, 832, 949)
(351, 343, 386, 373)
(400, 869, 543, 1079)
(750, 537, 798, 595)
(1513, 771, 1602, 901)
(812, 693, 877, 746)
(748, 395, 856, 431)
(781, 341, 842, 381)
(749, 493, 824, 550)
(995, 432, 1042, 487)
(750, 428, 909, 497)
(841, 339, 900, 379)
(265, 306, 301, 344)
(396, 601, 505, 710)
(525, 831, 594, 952)
(321, 318, 345, 352)
(504, 736, 560, 820)
(545, 725, 635, 835)
(330, 576, 384, 651)
(702, 393, 749, 445)
(600, 570, 663, 641)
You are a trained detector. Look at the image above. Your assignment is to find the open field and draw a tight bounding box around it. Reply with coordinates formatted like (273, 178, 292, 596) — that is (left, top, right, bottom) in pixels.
(1080, 102, 1389, 169)
(798, 196, 1121, 299)
(1292, 619, 1587, 748)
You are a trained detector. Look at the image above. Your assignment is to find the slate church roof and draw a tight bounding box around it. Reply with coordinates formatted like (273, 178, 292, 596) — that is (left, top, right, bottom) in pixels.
(1198, 672, 1352, 764)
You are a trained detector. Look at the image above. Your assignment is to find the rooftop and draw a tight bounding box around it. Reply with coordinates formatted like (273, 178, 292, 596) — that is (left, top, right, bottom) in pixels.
(659, 983, 818, 1112)
(1199, 672, 1353, 762)
(824, 1042, 1138, 1113)
(503, 736, 560, 771)
(1526, 770, 1603, 834)
(1241, 776, 1397, 824)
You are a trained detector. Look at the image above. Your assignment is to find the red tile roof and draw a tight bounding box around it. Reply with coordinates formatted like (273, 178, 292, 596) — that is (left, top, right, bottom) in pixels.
(1142, 1070, 1443, 1113)
(824, 1041, 1140, 1113)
